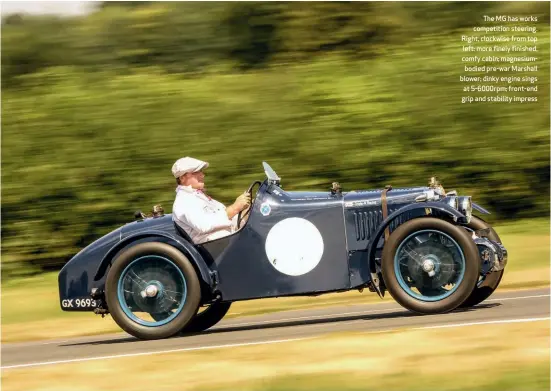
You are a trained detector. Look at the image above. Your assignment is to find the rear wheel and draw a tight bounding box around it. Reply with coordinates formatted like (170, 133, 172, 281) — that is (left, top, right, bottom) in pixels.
(382, 218, 480, 314)
(459, 216, 504, 307)
(105, 242, 201, 340)
(181, 301, 232, 334)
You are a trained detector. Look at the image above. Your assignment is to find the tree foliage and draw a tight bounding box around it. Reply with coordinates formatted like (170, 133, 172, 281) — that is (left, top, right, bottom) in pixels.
(1, 2, 549, 277)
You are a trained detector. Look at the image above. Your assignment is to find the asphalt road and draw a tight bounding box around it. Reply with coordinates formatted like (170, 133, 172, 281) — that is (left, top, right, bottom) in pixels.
(2, 288, 549, 369)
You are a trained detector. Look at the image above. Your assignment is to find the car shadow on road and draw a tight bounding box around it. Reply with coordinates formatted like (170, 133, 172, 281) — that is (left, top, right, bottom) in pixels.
(189, 302, 501, 337)
(61, 302, 500, 347)
(450, 302, 501, 313)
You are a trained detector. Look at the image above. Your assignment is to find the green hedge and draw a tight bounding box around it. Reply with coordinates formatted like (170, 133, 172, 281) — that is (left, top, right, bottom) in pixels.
(1, 2, 549, 277)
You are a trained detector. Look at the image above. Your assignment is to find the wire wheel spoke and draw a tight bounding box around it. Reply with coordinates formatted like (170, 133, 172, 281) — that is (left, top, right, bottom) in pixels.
(394, 230, 466, 302)
(117, 255, 188, 326)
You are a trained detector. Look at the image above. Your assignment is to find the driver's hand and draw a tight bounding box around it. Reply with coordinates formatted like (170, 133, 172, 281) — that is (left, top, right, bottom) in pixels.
(234, 192, 251, 211)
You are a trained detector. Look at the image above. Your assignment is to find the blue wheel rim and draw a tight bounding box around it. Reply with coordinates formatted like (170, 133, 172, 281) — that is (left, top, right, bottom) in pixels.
(117, 255, 187, 327)
(394, 229, 466, 302)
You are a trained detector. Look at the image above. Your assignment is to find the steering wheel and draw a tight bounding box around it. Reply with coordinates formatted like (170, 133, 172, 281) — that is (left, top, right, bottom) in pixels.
(237, 181, 262, 229)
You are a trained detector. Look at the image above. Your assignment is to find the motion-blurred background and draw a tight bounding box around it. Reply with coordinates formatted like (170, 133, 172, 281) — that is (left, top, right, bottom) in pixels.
(1, 1, 549, 279)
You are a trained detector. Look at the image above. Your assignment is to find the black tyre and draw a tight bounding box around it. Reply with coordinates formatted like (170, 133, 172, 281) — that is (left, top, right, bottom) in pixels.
(181, 301, 232, 334)
(381, 217, 480, 314)
(105, 242, 201, 340)
(459, 216, 504, 308)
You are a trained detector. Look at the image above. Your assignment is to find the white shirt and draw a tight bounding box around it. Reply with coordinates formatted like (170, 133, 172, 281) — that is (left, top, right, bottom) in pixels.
(172, 185, 237, 244)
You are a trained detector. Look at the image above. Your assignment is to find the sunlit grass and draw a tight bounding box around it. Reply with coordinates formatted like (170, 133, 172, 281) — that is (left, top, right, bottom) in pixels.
(2, 321, 549, 391)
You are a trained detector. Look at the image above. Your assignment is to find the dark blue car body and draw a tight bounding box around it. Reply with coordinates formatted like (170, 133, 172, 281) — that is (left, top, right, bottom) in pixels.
(58, 162, 507, 339)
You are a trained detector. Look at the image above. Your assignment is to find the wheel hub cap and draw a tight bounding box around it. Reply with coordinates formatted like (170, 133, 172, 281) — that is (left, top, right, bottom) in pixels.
(141, 284, 160, 298)
(422, 259, 435, 273)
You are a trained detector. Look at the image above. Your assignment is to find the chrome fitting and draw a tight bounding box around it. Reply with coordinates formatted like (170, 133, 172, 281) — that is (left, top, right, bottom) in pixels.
(474, 237, 508, 273)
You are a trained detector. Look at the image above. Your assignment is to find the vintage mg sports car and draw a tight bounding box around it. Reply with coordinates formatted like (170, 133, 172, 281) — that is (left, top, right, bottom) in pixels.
(58, 162, 507, 340)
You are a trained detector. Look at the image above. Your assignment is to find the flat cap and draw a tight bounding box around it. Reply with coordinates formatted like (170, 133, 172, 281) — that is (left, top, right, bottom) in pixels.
(172, 156, 209, 178)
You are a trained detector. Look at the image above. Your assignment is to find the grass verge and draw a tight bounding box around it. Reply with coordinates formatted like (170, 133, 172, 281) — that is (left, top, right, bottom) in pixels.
(2, 320, 549, 391)
(1, 218, 548, 343)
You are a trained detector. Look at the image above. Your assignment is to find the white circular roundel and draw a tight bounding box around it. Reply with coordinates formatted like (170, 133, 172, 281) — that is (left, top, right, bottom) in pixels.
(265, 218, 324, 276)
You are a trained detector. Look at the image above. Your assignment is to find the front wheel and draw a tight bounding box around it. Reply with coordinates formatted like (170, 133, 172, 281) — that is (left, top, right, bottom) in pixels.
(381, 218, 480, 314)
(105, 242, 201, 340)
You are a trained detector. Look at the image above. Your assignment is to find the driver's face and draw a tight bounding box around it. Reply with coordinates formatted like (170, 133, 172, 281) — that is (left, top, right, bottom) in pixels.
(182, 171, 205, 189)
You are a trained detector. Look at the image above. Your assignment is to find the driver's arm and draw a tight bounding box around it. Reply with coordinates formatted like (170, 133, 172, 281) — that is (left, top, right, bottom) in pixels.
(225, 204, 240, 220)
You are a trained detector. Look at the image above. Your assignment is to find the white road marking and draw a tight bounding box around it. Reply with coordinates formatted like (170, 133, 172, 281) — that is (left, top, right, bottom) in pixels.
(2, 292, 548, 370)
(413, 317, 550, 330)
(358, 317, 551, 335)
(1, 337, 310, 370)
(486, 294, 550, 302)
(16, 294, 546, 346)
(223, 293, 550, 328)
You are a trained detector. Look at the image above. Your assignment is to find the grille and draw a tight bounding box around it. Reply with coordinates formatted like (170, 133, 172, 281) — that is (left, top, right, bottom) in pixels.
(353, 210, 383, 241)
(353, 208, 414, 242)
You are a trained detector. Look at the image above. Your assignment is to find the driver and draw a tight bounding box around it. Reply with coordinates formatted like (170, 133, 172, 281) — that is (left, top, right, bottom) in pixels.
(171, 156, 251, 244)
